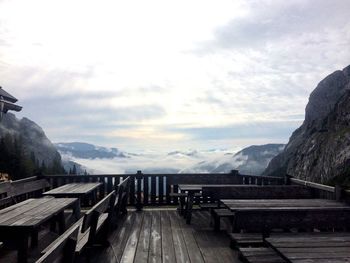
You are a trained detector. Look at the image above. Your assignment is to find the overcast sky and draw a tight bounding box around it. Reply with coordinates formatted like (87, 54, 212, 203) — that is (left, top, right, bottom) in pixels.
(1, 0, 349, 152)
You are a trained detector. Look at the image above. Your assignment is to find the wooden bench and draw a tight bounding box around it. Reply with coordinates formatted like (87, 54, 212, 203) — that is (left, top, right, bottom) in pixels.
(232, 207, 350, 234)
(212, 208, 235, 231)
(0, 181, 13, 207)
(37, 224, 80, 263)
(229, 233, 264, 248)
(170, 192, 202, 215)
(203, 185, 313, 203)
(203, 185, 314, 231)
(265, 232, 350, 262)
(239, 247, 287, 263)
(74, 190, 116, 255)
(114, 177, 130, 216)
(0, 177, 50, 208)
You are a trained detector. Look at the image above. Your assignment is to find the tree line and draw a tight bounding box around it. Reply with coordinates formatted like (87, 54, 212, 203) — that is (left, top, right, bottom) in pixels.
(0, 133, 66, 180)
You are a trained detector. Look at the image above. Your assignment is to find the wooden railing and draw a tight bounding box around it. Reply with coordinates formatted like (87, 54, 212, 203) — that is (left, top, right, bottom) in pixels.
(289, 177, 350, 202)
(44, 171, 285, 207)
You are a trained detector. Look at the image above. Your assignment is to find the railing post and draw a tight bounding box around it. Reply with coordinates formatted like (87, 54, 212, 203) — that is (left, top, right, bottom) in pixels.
(284, 174, 291, 185)
(135, 170, 143, 211)
(129, 174, 136, 206)
(230, 170, 239, 176)
(335, 184, 343, 201)
(230, 170, 241, 184)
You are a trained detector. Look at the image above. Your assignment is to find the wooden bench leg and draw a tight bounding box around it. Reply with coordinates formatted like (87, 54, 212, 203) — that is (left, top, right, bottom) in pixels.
(186, 194, 194, 224)
(18, 235, 29, 263)
(73, 199, 81, 221)
(214, 214, 220, 231)
(50, 220, 57, 232)
(57, 211, 66, 234)
(178, 196, 186, 215)
(31, 230, 38, 248)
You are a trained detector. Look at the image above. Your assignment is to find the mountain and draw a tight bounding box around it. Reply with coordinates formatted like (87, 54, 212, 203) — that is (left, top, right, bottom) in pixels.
(0, 113, 64, 177)
(181, 144, 285, 175)
(264, 65, 350, 185)
(167, 150, 200, 157)
(55, 142, 127, 159)
(61, 160, 86, 175)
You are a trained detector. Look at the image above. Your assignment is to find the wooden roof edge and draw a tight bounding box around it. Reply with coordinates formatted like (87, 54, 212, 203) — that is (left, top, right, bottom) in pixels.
(0, 86, 18, 103)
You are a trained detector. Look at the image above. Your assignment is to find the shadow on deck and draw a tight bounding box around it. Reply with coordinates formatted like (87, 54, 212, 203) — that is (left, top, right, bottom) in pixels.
(88, 208, 240, 263)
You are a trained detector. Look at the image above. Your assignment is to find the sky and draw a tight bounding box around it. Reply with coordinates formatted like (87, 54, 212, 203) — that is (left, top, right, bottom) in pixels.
(0, 0, 350, 153)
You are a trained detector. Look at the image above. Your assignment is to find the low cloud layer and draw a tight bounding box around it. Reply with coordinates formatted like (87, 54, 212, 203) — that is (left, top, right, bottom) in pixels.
(0, 0, 349, 152)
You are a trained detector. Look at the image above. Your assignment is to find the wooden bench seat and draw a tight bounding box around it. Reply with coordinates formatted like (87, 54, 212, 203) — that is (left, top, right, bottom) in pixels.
(203, 185, 313, 201)
(79, 190, 115, 252)
(75, 213, 109, 254)
(40, 186, 125, 261)
(169, 192, 202, 198)
(239, 247, 287, 263)
(45, 190, 116, 257)
(37, 224, 80, 263)
(212, 208, 235, 231)
(199, 203, 219, 210)
(230, 233, 264, 248)
(170, 191, 201, 216)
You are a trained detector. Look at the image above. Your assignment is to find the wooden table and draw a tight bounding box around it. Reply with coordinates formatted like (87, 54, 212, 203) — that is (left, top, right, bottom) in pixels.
(221, 199, 350, 233)
(178, 184, 236, 224)
(43, 182, 102, 205)
(265, 233, 350, 262)
(0, 197, 79, 263)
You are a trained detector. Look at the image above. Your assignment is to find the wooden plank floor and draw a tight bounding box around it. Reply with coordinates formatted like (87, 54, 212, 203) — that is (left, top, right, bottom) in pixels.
(90, 209, 241, 263)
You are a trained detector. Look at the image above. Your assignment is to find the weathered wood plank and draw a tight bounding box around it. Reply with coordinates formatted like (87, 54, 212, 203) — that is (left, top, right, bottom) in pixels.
(173, 211, 204, 263)
(120, 212, 143, 263)
(148, 210, 161, 263)
(160, 211, 176, 263)
(292, 259, 350, 263)
(267, 233, 350, 263)
(169, 209, 190, 263)
(134, 211, 152, 262)
(111, 213, 136, 262)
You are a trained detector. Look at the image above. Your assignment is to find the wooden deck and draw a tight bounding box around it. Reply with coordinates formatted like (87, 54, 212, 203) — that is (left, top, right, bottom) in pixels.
(89, 208, 240, 263)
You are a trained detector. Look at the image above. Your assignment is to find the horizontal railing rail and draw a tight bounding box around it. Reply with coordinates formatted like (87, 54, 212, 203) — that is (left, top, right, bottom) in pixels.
(289, 177, 350, 202)
(43, 171, 285, 207)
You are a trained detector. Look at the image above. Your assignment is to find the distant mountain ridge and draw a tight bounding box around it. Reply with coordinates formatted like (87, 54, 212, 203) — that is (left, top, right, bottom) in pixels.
(0, 113, 63, 168)
(0, 113, 65, 178)
(55, 142, 127, 159)
(181, 143, 285, 175)
(264, 65, 350, 184)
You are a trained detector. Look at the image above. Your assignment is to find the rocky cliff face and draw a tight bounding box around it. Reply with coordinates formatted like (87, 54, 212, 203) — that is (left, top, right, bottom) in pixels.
(0, 113, 62, 168)
(264, 65, 350, 184)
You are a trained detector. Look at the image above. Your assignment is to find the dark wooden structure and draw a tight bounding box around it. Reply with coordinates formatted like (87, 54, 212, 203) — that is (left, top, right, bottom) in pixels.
(0, 86, 22, 121)
(265, 233, 350, 262)
(0, 172, 350, 263)
(0, 197, 79, 263)
(42, 182, 102, 206)
(0, 177, 50, 208)
(36, 224, 80, 263)
(43, 171, 285, 208)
